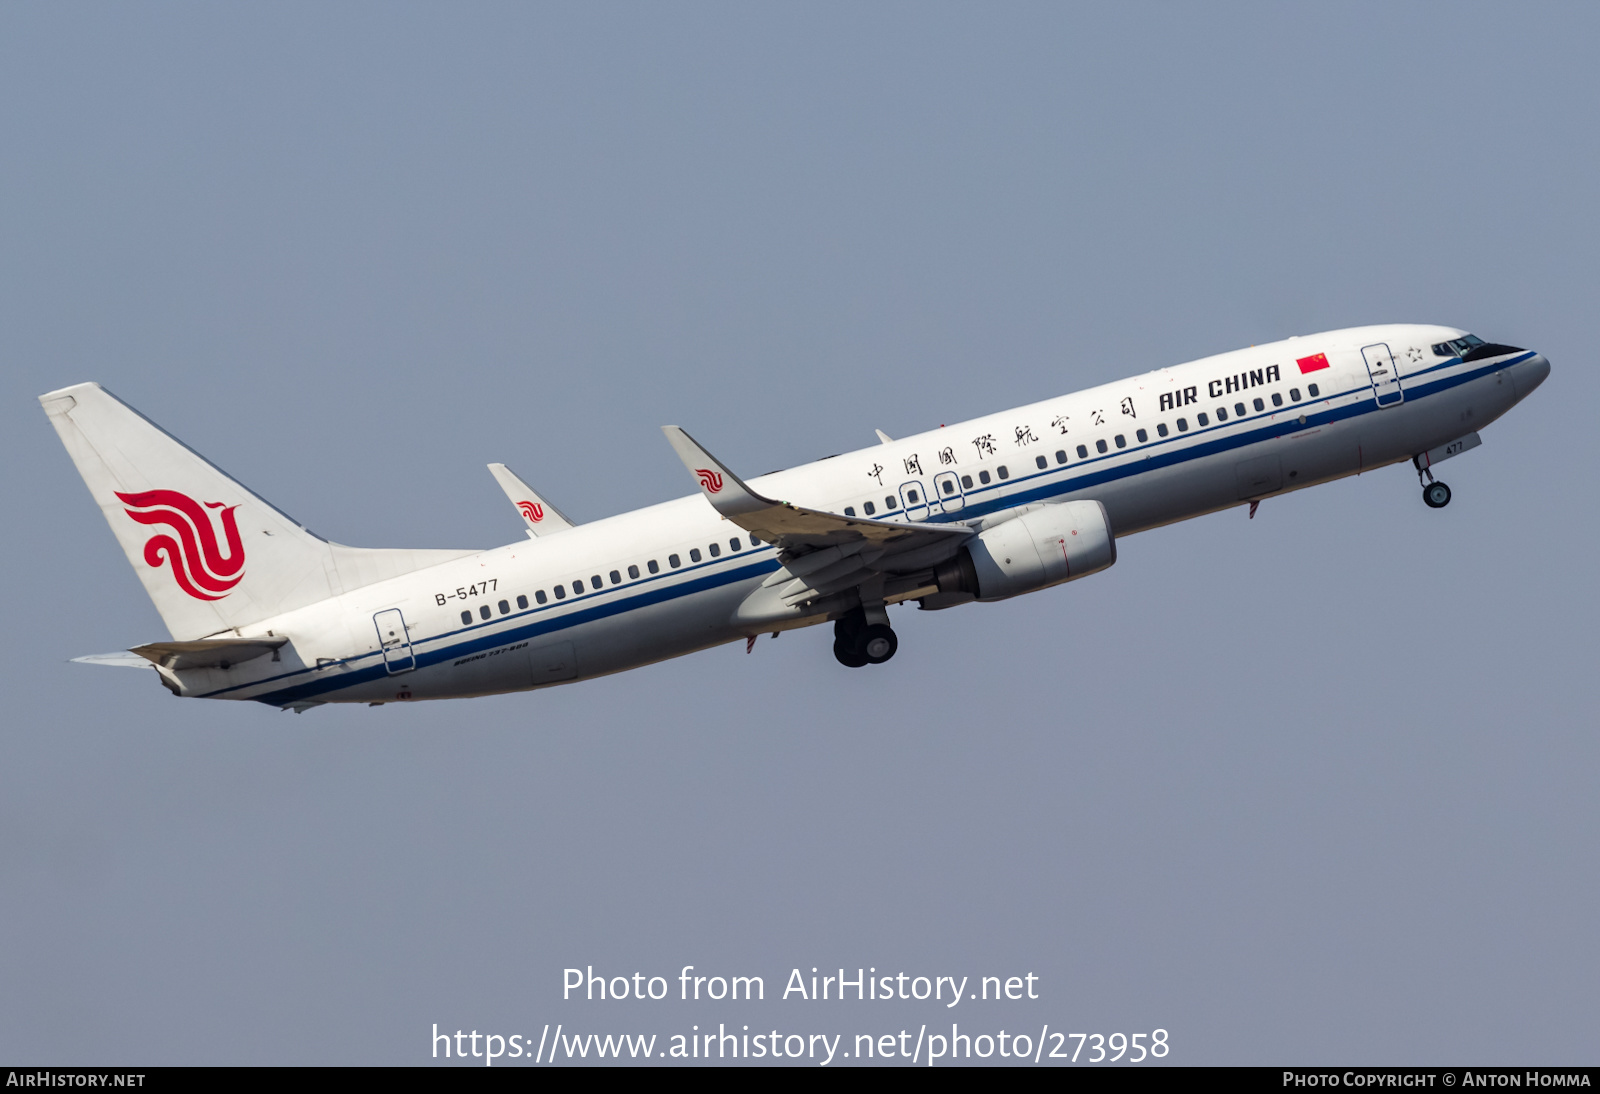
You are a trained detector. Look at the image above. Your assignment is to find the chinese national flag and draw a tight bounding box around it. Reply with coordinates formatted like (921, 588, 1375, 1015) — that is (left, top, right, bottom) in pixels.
(1296, 352, 1330, 374)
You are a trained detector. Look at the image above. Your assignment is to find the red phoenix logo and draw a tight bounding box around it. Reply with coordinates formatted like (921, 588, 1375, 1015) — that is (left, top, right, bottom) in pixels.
(695, 468, 724, 493)
(116, 489, 246, 601)
(518, 500, 545, 523)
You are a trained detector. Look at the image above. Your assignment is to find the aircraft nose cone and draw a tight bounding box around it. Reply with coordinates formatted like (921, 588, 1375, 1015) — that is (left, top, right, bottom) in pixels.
(1510, 352, 1551, 400)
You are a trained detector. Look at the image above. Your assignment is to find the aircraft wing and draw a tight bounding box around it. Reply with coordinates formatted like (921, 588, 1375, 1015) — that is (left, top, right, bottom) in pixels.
(662, 426, 971, 610)
(487, 463, 577, 537)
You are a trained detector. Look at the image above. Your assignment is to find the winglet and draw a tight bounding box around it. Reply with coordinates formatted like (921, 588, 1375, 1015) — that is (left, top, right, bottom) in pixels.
(487, 463, 577, 536)
(660, 426, 775, 517)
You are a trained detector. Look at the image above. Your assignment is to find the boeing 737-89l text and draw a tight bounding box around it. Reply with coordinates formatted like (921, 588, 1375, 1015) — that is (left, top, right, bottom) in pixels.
(43, 324, 1549, 711)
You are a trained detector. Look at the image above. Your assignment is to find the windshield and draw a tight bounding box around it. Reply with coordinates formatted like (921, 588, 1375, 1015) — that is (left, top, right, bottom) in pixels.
(1432, 334, 1485, 358)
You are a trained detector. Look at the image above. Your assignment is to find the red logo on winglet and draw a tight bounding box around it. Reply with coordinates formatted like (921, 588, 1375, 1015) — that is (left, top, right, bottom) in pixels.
(1296, 353, 1330, 374)
(695, 468, 724, 493)
(517, 500, 545, 523)
(116, 489, 245, 601)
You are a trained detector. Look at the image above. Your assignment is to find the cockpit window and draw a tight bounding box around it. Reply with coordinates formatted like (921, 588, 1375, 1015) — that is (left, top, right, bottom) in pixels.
(1432, 334, 1485, 358)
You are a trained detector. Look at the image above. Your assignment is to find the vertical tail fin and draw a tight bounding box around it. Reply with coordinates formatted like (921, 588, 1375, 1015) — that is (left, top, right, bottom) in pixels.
(40, 383, 473, 640)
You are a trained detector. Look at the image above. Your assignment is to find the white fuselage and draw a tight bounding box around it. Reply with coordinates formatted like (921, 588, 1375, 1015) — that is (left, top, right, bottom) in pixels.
(171, 324, 1548, 708)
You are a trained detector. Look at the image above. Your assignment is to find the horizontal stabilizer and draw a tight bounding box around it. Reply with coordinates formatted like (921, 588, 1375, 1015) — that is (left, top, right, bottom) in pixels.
(487, 463, 576, 537)
(130, 636, 288, 671)
(72, 650, 154, 669)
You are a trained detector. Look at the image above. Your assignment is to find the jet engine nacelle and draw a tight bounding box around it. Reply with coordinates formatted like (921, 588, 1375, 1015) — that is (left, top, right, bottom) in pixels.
(934, 500, 1115, 603)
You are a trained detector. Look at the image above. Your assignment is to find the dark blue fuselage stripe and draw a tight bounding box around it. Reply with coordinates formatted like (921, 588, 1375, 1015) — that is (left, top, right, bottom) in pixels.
(919, 354, 1523, 524)
(240, 353, 1525, 705)
(215, 548, 779, 698)
(245, 557, 782, 706)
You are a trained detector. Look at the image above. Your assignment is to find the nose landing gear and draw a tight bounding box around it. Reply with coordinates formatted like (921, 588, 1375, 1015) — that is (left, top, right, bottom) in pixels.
(1413, 454, 1452, 509)
(832, 611, 898, 668)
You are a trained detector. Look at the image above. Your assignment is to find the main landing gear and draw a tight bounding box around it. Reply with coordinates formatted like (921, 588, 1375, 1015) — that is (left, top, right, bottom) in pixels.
(833, 608, 898, 668)
(1413, 453, 1452, 509)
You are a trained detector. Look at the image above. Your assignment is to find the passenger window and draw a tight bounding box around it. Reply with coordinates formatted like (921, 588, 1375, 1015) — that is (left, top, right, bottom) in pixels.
(1035, 455, 1046, 469)
(996, 467, 1008, 481)
(573, 578, 584, 593)
(1095, 439, 1108, 453)
(1290, 388, 1302, 402)
(627, 565, 639, 579)
(479, 605, 492, 620)
(749, 535, 760, 548)
(460, 610, 471, 625)
(591, 574, 602, 589)
(730, 538, 741, 552)
(1271, 393, 1283, 407)
(669, 554, 681, 568)
(864, 500, 876, 515)
(536, 590, 548, 604)
(555, 585, 567, 599)
(1055, 450, 1067, 464)
(1115, 434, 1127, 448)
(959, 475, 972, 489)
(1156, 422, 1169, 437)
(609, 570, 621, 584)
(1308, 383, 1320, 397)
(1235, 402, 1247, 416)
(844, 507, 855, 517)
(689, 548, 701, 563)
(709, 542, 720, 557)
(648, 559, 660, 574)
(517, 594, 528, 609)
(498, 599, 510, 615)
(885, 496, 898, 509)
(978, 470, 991, 484)
(1136, 428, 1148, 443)
(1077, 444, 1089, 458)
(1216, 407, 1228, 421)
(1176, 418, 1188, 432)
(1198, 412, 1210, 426)
(942, 479, 956, 494)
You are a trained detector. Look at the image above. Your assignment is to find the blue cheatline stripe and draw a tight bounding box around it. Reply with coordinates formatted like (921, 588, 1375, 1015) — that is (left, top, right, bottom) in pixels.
(206, 547, 768, 698)
(236, 351, 1527, 705)
(917, 353, 1528, 524)
(223, 555, 781, 706)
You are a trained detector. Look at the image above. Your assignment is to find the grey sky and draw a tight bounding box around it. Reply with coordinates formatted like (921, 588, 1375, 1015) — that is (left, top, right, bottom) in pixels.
(1, 3, 1594, 1065)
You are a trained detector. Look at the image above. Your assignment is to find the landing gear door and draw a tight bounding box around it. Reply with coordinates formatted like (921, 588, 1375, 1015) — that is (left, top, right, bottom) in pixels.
(1362, 343, 1404, 408)
(373, 608, 416, 674)
(932, 471, 964, 512)
(898, 480, 930, 520)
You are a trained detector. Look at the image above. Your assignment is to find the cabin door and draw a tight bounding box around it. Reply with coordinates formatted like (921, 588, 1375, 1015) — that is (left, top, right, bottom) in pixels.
(1361, 343, 1405, 408)
(373, 608, 416, 674)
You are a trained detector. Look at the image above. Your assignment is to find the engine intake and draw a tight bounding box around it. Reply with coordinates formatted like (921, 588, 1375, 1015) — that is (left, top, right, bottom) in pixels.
(934, 500, 1116, 602)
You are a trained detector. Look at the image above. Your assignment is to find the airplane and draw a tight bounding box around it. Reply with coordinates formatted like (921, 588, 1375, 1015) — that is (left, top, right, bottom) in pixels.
(41, 324, 1549, 711)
